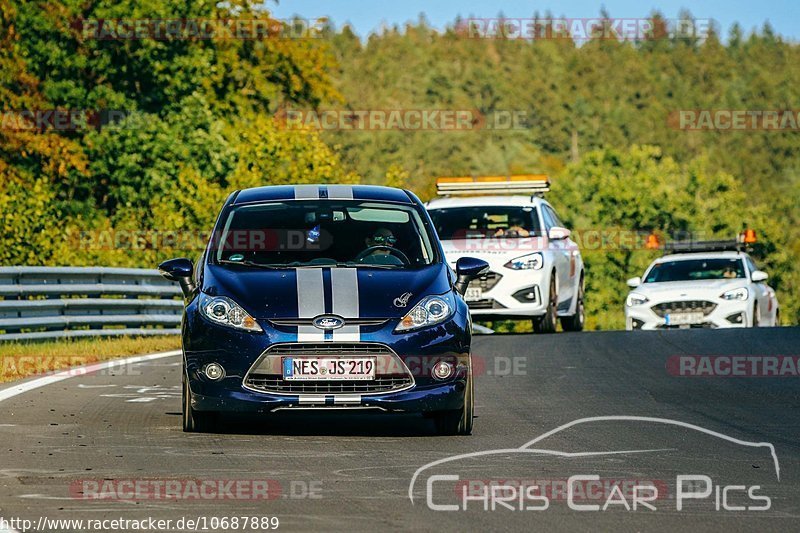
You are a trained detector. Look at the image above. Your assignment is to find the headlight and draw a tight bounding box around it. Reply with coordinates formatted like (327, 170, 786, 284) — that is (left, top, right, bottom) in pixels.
(395, 293, 455, 332)
(720, 287, 749, 301)
(198, 293, 262, 332)
(504, 252, 544, 270)
(626, 292, 649, 306)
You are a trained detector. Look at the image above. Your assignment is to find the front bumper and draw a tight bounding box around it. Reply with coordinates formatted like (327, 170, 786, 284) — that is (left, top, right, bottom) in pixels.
(182, 301, 472, 413)
(464, 268, 551, 319)
(191, 380, 465, 413)
(625, 299, 750, 330)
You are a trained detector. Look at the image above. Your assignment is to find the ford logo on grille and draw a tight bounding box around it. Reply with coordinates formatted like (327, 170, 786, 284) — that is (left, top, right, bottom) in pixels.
(312, 315, 345, 330)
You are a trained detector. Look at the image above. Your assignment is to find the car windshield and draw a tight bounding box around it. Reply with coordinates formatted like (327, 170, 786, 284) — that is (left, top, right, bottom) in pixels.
(644, 258, 746, 282)
(428, 206, 542, 240)
(214, 200, 435, 269)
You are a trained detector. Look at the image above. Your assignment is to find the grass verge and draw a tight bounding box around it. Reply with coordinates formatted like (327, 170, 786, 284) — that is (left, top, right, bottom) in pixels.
(0, 336, 181, 383)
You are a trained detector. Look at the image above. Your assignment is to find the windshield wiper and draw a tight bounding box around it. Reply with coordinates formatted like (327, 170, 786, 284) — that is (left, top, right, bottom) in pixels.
(333, 262, 401, 269)
(218, 260, 289, 269)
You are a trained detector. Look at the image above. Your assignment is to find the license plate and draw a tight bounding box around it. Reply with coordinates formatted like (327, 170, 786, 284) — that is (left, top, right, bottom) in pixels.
(282, 357, 376, 381)
(665, 312, 704, 325)
(465, 287, 483, 301)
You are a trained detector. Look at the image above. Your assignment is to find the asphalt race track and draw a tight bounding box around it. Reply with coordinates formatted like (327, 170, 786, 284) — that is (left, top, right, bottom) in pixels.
(1, 328, 798, 532)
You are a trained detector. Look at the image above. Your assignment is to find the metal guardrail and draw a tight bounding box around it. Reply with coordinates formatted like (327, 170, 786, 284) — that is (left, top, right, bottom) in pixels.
(0, 267, 183, 342)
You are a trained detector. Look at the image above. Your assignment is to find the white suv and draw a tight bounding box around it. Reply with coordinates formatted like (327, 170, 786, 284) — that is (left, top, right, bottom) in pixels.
(625, 241, 779, 330)
(426, 177, 584, 333)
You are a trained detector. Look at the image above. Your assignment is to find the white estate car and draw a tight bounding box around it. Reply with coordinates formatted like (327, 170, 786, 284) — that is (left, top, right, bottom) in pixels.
(625, 239, 779, 330)
(426, 176, 584, 333)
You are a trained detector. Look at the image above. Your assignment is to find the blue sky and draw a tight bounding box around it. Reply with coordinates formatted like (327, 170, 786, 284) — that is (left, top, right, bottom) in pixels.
(266, 0, 798, 41)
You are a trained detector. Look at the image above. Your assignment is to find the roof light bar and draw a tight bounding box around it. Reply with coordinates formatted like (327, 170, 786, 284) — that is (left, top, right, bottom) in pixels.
(436, 175, 550, 196)
(664, 239, 742, 253)
(658, 228, 758, 254)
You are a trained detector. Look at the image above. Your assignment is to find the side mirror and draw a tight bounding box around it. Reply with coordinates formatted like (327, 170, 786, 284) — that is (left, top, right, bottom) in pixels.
(548, 226, 571, 240)
(751, 270, 768, 282)
(626, 276, 642, 288)
(454, 257, 490, 296)
(158, 258, 196, 297)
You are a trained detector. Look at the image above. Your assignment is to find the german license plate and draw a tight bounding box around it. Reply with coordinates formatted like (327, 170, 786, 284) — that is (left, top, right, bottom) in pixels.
(282, 357, 376, 381)
(665, 312, 704, 326)
(465, 287, 483, 301)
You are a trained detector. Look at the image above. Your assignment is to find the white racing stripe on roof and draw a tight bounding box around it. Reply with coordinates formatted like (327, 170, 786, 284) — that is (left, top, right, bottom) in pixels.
(294, 185, 320, 199)
(327, 185, 354, 199)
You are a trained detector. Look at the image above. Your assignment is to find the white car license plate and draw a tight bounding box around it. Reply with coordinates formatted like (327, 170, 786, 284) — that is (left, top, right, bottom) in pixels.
(282, 357, 376, 381)
(465, 287, 483, 301)
(665, 312, 704, 326)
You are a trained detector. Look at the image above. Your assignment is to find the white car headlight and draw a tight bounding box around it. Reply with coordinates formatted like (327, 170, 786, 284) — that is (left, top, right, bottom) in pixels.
(504, 252, 544, 270)
(720, 287, 749, 301)
(626, 292, 649, 306)
(199, 293, 262, 332)
(395, 293, 455, 332)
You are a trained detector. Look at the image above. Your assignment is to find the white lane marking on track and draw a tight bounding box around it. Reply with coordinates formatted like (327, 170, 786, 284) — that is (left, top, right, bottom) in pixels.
(76, 384, 117, 389)
(0, 351, 181, 403)
(0, 350, 181, 533)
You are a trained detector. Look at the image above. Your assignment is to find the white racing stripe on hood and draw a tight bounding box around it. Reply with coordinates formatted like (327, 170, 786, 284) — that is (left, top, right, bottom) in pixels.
(297, 269, 325, 341)
(331, 268, 360, 341)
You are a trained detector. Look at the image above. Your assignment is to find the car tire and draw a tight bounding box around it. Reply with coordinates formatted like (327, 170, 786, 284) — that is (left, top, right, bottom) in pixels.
(752, 303, 760, 328)
(183, 370, 214, 433)
(560, 276, 585, 332)
(533, 274, 558, 334)
(434, 364, 474, 436)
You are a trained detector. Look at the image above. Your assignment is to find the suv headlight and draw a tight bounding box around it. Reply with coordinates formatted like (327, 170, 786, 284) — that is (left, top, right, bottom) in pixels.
(395, 293, 455, 332)
(720, 287, 749, 301)
(504, 252, 544, 270)
(198, 293, 262, 332)
(626, 292, 649, 306)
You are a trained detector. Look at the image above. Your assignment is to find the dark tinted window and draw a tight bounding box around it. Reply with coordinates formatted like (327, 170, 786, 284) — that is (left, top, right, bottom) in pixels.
(428, 206, 542, 240)
(215, 201, 435, 269)
(644, 258, 746, 282)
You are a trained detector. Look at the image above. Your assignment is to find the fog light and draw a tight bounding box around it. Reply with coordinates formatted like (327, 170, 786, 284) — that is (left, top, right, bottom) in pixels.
(432, 361, 454, 380)
(204, 363, 225, 381)
(726, 312, 744, 324)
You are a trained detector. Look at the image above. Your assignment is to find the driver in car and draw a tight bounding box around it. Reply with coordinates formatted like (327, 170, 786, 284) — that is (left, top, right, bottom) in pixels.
(494, 217, 530, 238)
(359, 228, 403, 264)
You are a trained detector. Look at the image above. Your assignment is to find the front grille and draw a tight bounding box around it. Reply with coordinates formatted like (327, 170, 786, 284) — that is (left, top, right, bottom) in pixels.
(651, 300, 717, 318)
(657, 323, 716, 329)
(245, 376, 411, 394)
(468, 298, 506, 310)
(244, 342, 414, 395)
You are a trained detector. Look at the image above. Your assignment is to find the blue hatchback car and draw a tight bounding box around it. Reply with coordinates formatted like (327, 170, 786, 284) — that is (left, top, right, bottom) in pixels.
(158, 184, 488, 434)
